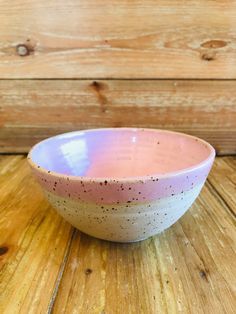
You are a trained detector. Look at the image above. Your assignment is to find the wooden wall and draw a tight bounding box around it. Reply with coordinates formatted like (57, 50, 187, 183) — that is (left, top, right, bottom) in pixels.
(0, 0, 235, 154)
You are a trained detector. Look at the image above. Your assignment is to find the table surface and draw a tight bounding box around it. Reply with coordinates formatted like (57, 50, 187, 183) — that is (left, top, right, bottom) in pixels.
(0, 155, 235, 314)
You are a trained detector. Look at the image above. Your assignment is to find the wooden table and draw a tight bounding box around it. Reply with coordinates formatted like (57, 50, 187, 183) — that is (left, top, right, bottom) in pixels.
(0, 155, 235, 313)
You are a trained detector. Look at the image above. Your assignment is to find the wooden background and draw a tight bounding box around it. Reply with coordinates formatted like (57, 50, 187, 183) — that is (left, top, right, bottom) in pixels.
(0, 0, 236, 154)
(0, 3, 236, 313)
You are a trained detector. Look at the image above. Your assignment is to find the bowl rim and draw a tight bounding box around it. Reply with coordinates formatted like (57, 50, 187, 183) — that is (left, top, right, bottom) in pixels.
(27, 128, 215, 182)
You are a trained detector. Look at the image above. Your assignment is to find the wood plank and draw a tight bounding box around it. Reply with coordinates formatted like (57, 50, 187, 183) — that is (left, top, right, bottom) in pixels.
(0, 1, 236, 78)
(0, 156, 73, 314)
(0, 156, 235, 313)
(51, 158, 236, 314)
(1, 80, 236, 154)
(208, 157, 236, 215)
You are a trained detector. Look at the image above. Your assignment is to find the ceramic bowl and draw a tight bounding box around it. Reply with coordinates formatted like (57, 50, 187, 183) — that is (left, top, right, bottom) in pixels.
(28, 128, 215, 242)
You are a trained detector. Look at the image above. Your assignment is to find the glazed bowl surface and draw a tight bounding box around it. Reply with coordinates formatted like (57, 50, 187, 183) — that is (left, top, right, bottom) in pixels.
(28, 128, 215, 242)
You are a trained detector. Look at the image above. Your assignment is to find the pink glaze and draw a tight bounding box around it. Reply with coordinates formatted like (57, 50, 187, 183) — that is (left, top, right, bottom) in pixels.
(28, 128, 215, 205)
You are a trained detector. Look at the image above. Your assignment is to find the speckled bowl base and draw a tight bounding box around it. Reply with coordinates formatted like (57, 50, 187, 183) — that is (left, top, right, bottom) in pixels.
(45, 182, 203, 242)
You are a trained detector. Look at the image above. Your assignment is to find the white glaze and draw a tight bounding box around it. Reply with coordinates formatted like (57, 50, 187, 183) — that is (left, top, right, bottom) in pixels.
(44, 182, 204, 242)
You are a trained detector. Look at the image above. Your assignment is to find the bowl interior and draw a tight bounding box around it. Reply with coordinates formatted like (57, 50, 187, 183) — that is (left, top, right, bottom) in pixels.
(30, 129, 213, 178)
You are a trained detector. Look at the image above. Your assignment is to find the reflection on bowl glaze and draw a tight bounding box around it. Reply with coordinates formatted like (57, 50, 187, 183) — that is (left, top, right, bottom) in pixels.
(28, 128, 215, 242)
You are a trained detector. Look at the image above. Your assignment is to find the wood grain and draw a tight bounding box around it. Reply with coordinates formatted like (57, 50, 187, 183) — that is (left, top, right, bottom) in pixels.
(0, 0, 236, 78)
(208, 157, 236, 215)
(0, 156, 73, 314)
(1, 79, 236, 154)
(1, 156, 235, 313)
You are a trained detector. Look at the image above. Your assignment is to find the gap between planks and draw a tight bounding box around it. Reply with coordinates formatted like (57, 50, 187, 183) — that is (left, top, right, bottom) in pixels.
(47, 228, 77, 314)
(207, 180, 236, 219)
(1, 78, 236, 81)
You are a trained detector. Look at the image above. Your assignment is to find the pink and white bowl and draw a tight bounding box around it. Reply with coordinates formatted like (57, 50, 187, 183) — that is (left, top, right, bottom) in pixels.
(28, 128, 215, 242)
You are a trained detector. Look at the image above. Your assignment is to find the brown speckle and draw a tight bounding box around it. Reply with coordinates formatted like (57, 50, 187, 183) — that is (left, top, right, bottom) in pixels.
(104, 180, 108, 185)
(201, 51, 216, 61)
(199, 269, 208, 281)
(85, 268, 93, 275)
(0, 246, 8, 256)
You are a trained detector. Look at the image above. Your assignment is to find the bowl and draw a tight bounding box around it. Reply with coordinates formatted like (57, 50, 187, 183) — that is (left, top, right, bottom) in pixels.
(28, 128, 215, 242)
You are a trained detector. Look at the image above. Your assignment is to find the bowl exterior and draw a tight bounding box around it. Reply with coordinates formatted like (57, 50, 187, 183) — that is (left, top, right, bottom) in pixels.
(29, 153, 214, 242)
(43, 182, 204, 242)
